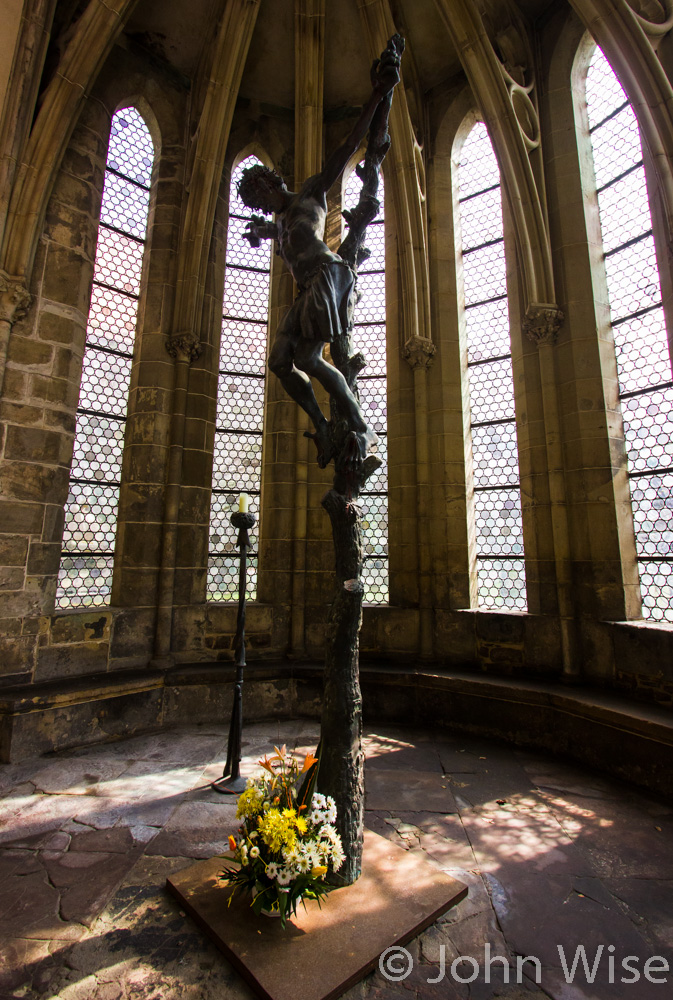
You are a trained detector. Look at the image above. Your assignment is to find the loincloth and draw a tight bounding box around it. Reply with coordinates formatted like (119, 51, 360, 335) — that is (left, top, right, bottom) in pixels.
(284, 258, 356, 343)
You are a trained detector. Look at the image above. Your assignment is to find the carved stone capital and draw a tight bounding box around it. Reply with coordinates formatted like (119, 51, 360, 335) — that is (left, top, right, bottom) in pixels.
(0, 272, 32, 325)
(403, 335, 435, 370)
(523, 303, 564, 345)
(165, 331, 202, 363)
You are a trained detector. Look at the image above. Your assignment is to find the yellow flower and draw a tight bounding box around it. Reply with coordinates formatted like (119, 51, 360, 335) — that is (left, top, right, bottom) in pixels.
(295, 816, 308, 835)
(311, 865, 328, 877)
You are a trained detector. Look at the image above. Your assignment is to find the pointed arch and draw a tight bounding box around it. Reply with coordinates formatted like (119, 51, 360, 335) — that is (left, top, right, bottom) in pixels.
(206, 152, 273, 601)
(454, 118, 527, 610)
(55, 106, 156, 608)
(577, 41, 673, 622)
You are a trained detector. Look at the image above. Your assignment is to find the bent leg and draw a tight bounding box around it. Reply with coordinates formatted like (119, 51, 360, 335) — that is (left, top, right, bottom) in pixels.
(268, 326, 333, 467)
(294, 340, 378, 471)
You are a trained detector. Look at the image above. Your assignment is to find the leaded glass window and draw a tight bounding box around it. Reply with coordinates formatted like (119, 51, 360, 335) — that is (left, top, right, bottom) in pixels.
(207, 155, 270, 601)
(457, 122, 527, 610)
(55, 108, 154, 609)
(585, 47, 673, 622)
(343, 167, 388, 604)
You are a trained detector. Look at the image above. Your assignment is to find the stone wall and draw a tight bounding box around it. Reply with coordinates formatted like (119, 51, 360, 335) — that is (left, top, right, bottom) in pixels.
(0, 2, 673, 763)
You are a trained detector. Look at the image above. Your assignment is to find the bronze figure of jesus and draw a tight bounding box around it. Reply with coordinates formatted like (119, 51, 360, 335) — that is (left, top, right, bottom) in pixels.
(236, 38, 401, 473)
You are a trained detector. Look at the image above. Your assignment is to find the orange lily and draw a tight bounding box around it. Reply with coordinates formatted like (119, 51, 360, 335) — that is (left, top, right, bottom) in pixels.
(258, 754, 276, 773)
(228, 835, 237, 851)
(301, 752, 319, 773)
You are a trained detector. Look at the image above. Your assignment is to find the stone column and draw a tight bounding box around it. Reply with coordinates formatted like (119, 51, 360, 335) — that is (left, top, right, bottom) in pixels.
(402, 335, 436, 657)
(539, 11, 642, 633)
(151, 332, 202, 666)
(0, 272, 31, 396)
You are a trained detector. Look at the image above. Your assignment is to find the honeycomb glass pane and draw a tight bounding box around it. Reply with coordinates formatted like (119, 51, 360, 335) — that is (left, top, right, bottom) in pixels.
(357, 221, 385, 272)
(207, 555, 258, 603)
(226, 216, 276, 270)
(223, 267, 270, 323)
(468, 358, 515, 424)
(78, 348, 132, 418)
(352, 322, 386, 376)
(70, 413, 125, 482)
(458, 121, 526, 610)
(587, 46, 673, 621)
(55, 555, 114, 610)
(590, 108, 642, 190)
(100, 172, 150, 239)
(353, 271, 386, 324)
(475, 489, 525, 556)
(597, 166, 650, 254)
(56, 107, 153, 609)
(107, 108, 154, 187)
(462, 240, 507, 306)
(638, 560, 673, 623)
(358, 377, 387, 435)
(465, 298, 510, 362)
(343, 162, 388, 604)
(212, 432, 262, 492)
(216, 375, 265, 432)
(207, 493, 259, 601)
(477, 558, 527, 611)
(209, 156, 272, 601)
(471, 422, 520, 488)
(362, 433, 388, 492)
(86, 285, 137, 354)
(621, 386, 673, 473)
(458, 125, 500, 199)
(459, 185, 504, 251)
(94, 227, 143, 296)
(61, 482, 119, 553)
(220, 319, 267, 375)
(630, 472, 673, 560)
(603, 234, 660, 322)
(614, 307, 670, 396)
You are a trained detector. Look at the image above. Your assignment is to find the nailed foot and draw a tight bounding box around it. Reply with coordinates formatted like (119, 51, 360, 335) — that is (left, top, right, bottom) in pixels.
(304, 420, 335, 469)
(340, 427, 379, 475)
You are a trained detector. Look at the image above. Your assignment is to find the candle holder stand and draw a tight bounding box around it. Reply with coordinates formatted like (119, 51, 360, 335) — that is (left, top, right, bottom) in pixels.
(211, 509, 256, 794)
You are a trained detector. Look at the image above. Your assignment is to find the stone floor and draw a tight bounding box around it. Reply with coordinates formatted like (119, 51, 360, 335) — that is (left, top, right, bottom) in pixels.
(0, 721, 672, 1000)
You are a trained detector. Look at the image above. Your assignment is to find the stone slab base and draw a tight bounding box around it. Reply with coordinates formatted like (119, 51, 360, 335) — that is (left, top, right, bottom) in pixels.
(166, 828, 468, 1000)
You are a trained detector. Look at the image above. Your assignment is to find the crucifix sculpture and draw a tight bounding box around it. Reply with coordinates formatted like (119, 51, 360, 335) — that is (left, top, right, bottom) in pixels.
(238, 33, 404, 884)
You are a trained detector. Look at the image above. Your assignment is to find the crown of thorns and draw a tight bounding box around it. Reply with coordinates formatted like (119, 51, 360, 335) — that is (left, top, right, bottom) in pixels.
(237, 164, 285, 209)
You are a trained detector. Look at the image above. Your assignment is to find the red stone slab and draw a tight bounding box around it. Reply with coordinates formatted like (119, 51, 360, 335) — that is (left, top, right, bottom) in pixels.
(166, 828, 467, 1000)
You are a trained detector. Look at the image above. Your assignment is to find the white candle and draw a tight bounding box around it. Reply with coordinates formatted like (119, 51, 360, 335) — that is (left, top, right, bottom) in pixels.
(238, 493, 249, 513)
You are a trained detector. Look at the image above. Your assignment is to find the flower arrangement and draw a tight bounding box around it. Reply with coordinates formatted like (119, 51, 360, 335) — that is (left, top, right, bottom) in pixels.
(220, 744, 344, 927)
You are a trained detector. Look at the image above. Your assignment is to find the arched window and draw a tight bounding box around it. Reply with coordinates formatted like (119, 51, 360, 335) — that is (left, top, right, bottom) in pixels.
(456, 122, 527, 610)
(207, 154, 271, 601)
(343, 166, 388, 604)
(56, 108, 154, 609)
(585, 47, 673, 622)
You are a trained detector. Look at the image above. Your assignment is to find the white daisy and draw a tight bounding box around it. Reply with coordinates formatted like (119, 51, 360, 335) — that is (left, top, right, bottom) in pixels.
(297, 856, 311, 874)
(331, 842, 345, 871)
(311, 793, 326, 809)
(309, 809, 325, 826)
(325, 805, 337, 824)
(325, 796, 336, 811)
(283, 846, 300, 865)
(318, 824, 333, 840)
(277, 867, 292, 886)
(266, 862, 279, 879)
(249, 845, 260, 858)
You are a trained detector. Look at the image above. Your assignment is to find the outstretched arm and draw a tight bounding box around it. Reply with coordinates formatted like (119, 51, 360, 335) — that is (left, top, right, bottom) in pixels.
(243, 214, 279, 248)
(318, 34, 402, 195)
